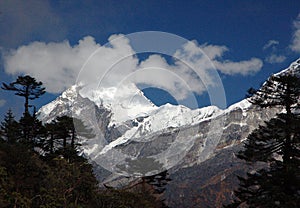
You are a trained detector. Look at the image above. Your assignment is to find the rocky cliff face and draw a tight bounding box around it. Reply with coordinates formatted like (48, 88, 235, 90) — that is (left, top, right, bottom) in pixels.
(37, 58, 300, 207)
(164, 105, 277, 207)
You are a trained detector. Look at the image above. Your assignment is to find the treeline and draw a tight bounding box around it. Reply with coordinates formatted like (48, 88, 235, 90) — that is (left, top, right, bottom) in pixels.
(0, 75, 168, 208)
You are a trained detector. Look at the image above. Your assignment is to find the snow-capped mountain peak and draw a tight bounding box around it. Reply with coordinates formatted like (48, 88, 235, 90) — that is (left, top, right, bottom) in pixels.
(36, 57, 299, 189)
(78, 83, 158, 126)
(37, 82, 226, 165)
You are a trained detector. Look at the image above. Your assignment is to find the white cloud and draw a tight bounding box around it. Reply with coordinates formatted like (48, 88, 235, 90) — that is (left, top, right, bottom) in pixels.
(265, 54, 286, 64)
(0, 99, 6, 108)
(130, 41, 263, 99)
(262, 40, 286, 64)
(213, 58, 263, 75)
(290, 13, 300, 53)
(4, 36, 101, 93)
(132, 54, 206, 100)
(3, 35, 263, 100)
(263, 40, 279, 50)
(181, 41, 229, 60)
(174, 41, 263, 76)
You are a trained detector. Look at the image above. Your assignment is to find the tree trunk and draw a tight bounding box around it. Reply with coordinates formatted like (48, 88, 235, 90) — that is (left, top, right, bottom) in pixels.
(25, 87, 29, 115)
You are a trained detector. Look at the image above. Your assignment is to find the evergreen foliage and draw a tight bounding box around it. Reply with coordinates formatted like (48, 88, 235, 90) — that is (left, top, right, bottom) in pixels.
(0, 109, 20, 143)
(225, 73, 300, 207)
(2, 75, 45, 115)
(19, 112, 45, 145)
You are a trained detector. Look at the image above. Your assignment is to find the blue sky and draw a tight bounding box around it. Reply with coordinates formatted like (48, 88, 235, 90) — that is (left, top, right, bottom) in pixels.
(1, 0, 300, 119)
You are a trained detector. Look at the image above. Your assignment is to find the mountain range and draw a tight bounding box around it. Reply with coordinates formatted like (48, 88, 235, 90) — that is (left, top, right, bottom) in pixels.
(37, 58, 300, 207)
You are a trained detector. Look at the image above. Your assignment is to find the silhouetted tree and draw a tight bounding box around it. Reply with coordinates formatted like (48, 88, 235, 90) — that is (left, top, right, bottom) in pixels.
(2, 75, 45, 115)
(55, 116, 73, 149)
(57, 116, 94, 149)
(44, 122, 57, 154)
(247, 74, 300, 114)
(0, 109, 20, 143)
(226, 73, 300, 207)
(19, 110, 45, 145)
(2, 75, 45, 143)
(44, 116, 95, 159)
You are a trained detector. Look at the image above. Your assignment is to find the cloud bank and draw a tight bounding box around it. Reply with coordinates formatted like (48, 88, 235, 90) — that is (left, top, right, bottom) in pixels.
(3, 35, 263, 100)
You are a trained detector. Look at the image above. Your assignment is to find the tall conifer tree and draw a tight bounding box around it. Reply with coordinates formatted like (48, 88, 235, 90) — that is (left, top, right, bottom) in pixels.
(226, 73, 300, 207)
(2, 75, 45, 115)
(0, 109, 20, 143)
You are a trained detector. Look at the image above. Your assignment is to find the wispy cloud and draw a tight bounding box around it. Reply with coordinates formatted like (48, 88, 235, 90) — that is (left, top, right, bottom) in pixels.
(175, 41, 263, 76)
(3, 35, 263, 99)
(0, 99, 6, 108)
(262, 40, 286, 64)
(263, 40, 279, 50)
(213, 58, 263, 75)
(265, 54, 286, 64)
(290, 13, 300, 53)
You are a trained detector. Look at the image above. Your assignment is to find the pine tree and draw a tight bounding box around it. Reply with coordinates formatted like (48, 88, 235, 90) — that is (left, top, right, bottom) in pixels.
(52, 116, 80, 154)
(44, 122, 58, 154)
(54, 116, 74, 150)
(226, 73, 300, 207)
(44, 116, 95, 159)
(1, 75, 45, 115)
(1, 75, 45, 114)
(0, 109, 20, 143)
(2, 75, 46, 143)
(19, 110, 45, 145)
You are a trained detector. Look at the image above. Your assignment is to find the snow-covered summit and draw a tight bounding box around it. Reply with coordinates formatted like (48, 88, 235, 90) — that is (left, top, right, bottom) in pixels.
(78, 83, 158, 126)
(37, 82, 227, 159)
(38, 57, 300, 131)
(37, 85, 78, 123)
(36, 57, 300, 182)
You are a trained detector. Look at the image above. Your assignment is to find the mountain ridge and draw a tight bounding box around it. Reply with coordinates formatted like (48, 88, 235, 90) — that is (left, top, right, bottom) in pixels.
(37, 58, 300, 207)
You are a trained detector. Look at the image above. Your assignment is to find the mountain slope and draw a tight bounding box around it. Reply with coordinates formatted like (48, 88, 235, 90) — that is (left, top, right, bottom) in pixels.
(37, 58, 300, 207)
